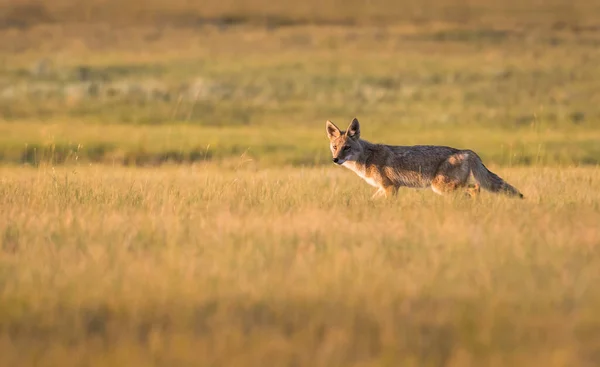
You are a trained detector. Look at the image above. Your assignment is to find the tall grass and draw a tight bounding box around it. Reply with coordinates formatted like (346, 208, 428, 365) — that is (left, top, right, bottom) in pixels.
(1, 1, 599, 365)
(1, 165, 599, 366)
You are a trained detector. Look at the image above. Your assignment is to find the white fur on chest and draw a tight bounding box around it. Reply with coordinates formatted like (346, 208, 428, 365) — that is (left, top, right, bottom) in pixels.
(342, 161, 380, 188)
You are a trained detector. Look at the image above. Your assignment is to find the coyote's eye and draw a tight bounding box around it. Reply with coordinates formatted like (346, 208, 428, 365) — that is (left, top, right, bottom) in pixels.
(332, 145, 337, 150)
(344, 146, 350, 151)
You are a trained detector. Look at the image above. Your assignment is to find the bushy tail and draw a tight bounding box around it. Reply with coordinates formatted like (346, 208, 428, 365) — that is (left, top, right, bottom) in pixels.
(468, 152, 524, 198)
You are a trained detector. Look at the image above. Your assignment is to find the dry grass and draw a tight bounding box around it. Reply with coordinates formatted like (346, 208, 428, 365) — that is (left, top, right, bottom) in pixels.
(1, 164, 599, 366)
(1, 1, 600, 365)
(1, 0, 598, 27)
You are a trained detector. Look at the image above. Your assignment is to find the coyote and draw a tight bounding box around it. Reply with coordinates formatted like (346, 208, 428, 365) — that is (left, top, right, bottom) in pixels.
(326, 118, 523, 199)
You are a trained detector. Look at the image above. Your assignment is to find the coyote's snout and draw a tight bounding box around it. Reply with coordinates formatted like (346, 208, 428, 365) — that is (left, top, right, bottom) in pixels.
(326, 118, 524, 199)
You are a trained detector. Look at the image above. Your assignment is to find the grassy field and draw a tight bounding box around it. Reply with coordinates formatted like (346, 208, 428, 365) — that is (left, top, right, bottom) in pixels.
(1, 165, 599, 366)
(1, 11, 600, 167)
(2, 0, 599, 27)
(1, 0, 600, 366)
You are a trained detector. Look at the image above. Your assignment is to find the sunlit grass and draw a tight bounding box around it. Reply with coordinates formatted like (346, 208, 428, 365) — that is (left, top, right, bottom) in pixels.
(0, 165, 599, 366)
(1, 2, 600, 365)
(2, 0, 598, 27)
(0, 121, 599, 167)
(2, 22, 600, 166)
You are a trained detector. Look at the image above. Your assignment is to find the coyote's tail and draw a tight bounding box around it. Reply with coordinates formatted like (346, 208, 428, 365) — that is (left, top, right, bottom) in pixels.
(468, 151, 524, 198)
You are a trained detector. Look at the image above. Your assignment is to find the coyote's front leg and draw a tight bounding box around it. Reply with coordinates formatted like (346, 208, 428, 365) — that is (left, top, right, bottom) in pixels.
(372, 185, 397, 199)
(372, 189, 386, 199)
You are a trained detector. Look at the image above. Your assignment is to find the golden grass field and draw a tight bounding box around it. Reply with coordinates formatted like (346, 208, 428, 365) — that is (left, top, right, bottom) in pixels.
(1, 165, 599, 367)
(1, 0, 600, 366)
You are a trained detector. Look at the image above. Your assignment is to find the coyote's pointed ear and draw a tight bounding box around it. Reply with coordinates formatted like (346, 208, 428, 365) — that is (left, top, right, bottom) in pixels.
(326, 120, 341, 140)
(346, 118, 360, 139)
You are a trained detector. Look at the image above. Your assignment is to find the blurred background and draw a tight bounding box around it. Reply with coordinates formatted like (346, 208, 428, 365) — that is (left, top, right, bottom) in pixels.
(0, 0, 599, 167)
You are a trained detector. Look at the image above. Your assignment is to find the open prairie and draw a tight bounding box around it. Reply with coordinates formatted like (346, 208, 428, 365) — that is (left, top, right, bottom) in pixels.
(1, 0, 600, 366)
(1, 165, 600, 367)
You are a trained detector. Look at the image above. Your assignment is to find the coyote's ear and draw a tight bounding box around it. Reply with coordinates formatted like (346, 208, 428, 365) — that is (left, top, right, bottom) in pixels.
(326, 120, 341, 139)
(346, 118, 360, 139)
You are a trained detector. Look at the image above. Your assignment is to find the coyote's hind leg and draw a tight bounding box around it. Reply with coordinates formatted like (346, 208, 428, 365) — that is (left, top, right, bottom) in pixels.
(431, 176, 462, 195)
(465, 183, 481, 198)
(431, 153, 471, 196)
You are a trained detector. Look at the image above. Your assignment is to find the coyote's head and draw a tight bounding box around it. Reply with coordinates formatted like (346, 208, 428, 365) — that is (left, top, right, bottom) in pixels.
(326, 118, 362, 165)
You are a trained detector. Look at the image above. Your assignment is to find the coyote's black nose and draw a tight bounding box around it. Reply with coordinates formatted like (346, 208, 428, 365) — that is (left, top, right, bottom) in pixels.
(333, 158, 339, 163)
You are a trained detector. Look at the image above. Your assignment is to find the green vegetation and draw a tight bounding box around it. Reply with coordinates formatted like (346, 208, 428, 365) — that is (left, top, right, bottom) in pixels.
(1, 11, 600, 167)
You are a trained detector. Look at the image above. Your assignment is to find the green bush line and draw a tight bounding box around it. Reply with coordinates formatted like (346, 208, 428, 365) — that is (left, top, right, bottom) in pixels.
(1, 142, 598, 167)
